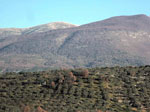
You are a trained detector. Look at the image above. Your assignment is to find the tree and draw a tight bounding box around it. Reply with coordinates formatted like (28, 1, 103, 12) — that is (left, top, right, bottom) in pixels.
(51, 81, 55, 89)
(35, 106, 47, 112)
(23, 106, 31, 112)
(82, 69, 89, 78)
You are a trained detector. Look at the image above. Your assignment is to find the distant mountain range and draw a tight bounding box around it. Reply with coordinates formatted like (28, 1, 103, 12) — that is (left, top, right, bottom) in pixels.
(0, 14, 150, 72)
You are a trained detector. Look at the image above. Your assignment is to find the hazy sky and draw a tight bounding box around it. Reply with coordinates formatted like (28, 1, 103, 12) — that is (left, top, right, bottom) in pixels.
(0, 0, 150, 28)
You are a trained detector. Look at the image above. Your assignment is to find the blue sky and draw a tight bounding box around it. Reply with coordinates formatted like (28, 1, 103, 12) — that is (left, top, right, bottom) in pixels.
(0, 0, 150, 28)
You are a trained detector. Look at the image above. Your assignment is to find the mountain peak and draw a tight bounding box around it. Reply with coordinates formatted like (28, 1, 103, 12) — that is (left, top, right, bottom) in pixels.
(46, 21, 78, 26)
(23, 22, 78, 34)
(81, 14, 150, 31)
(31, 21, 78, 29)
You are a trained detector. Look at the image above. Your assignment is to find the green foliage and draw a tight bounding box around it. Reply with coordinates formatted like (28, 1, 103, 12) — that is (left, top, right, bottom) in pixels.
(0, 66, 150, 112)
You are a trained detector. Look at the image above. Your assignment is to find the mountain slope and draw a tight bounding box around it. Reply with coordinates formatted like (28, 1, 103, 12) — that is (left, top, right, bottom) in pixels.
(0, 14, 150, 72)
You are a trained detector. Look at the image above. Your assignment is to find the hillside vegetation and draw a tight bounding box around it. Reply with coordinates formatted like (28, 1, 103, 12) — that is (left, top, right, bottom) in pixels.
(0, 14, 150, 72)
(0, 66, 150, 112)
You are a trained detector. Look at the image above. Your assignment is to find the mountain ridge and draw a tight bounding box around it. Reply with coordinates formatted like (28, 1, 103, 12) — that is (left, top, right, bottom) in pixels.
(0, 22, 77, 37)
(0, 14, 150, 72)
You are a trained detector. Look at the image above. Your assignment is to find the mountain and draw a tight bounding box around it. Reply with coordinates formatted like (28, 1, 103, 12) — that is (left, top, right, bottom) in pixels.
(0, 22, 77, 37)
(0, 14, 150, 72)
(22, 22, 77, 34)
